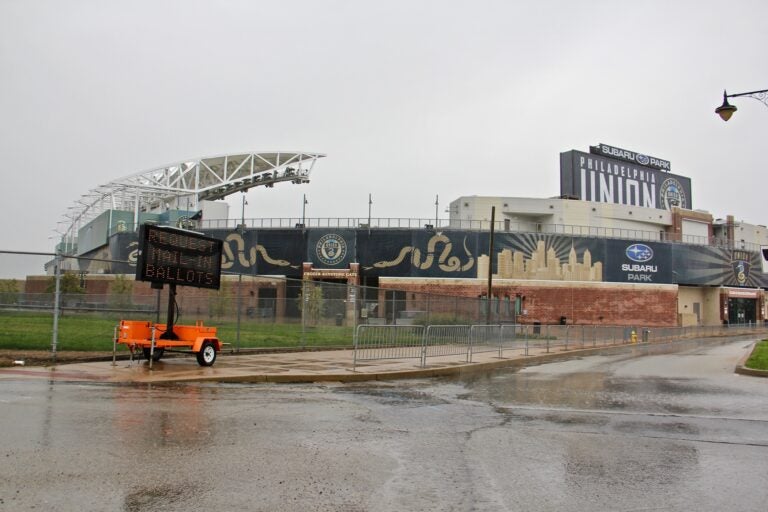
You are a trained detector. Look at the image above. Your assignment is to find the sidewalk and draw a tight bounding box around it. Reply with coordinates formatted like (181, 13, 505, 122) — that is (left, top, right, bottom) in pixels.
(0, 343, 636, 384)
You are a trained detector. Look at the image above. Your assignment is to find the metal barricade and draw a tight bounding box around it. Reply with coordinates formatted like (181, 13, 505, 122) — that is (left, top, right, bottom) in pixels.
(592, 325, 614, 347)
(424, 325, 471, 366)
(353, 325, 425, 370)
(524, 324, 551, 354)
(469, 325, 502, 361)
(500, 324, 526, 357)
(546, 324, 570, 352)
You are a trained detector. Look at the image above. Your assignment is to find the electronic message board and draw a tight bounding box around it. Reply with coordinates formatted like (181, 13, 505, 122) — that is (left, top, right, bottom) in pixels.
(135, 224, 223, 290)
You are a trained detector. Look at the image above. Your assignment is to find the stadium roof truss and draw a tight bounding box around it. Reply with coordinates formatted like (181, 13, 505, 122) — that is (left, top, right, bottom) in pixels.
(56, 151, 324, 251)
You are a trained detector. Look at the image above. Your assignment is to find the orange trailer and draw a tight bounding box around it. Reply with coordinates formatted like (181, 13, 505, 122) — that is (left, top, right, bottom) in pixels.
(115, 319, 222, 366)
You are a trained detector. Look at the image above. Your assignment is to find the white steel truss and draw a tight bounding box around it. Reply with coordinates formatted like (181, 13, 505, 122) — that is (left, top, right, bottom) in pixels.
(56, 151, 324, 252)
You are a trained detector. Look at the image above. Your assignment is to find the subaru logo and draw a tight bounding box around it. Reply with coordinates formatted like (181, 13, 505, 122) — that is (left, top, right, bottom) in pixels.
(626, 244, 653, 262)
(636, 153, 650, 166)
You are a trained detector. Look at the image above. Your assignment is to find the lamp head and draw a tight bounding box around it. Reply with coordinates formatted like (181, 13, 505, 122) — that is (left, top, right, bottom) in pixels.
(715, 90, 737, 121)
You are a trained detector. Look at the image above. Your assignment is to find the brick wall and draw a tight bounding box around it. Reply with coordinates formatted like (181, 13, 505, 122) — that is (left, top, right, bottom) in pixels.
(379, 277, 678, 326)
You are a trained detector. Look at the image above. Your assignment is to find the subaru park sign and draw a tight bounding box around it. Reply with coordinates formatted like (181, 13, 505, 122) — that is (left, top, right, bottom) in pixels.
(560, 145, 692, 211)
(591, 143, 671, 171)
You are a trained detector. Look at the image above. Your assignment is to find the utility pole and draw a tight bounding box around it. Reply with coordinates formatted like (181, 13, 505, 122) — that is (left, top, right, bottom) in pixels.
(486, 206, 496, 325)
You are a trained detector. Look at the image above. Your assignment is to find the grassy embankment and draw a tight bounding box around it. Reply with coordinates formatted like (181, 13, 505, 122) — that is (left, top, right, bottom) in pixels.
(0, 311, 354, 352)
(745, 340, 768, 371)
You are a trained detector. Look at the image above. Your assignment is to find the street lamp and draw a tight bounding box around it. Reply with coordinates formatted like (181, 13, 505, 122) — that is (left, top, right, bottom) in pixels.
(715, 88, 768, 121)
(367, 193, 372, 227)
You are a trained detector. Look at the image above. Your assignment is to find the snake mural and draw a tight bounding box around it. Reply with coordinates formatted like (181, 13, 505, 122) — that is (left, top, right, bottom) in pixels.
(365, 233, 475, 272)
(221, 233, 295, 270)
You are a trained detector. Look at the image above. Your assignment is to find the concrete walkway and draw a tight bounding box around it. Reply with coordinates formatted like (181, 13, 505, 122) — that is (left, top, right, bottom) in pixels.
(0, 343, 648, 384)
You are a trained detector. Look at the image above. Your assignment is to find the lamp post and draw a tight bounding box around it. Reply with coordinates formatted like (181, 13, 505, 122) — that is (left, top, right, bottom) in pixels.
(236, 193, 247, 353)
(715, 88, 768, 121)
(240, 193, 247, 228)
(367, 193, 372, 227)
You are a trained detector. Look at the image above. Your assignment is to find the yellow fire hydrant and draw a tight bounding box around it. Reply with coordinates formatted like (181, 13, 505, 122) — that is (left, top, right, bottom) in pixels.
(631, 330, 637, 344)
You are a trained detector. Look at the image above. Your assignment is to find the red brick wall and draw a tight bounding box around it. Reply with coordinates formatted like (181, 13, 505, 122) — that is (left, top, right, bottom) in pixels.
(22, 275, 285, 319)
(380, 278, 678, 326)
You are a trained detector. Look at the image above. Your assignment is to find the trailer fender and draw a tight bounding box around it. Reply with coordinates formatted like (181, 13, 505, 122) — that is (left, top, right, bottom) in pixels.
(193, 337, 221, 353)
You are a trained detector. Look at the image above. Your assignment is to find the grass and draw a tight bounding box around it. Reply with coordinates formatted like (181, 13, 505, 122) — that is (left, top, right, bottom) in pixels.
(745, 340, 768, 371)
(0, 310, 354, 352)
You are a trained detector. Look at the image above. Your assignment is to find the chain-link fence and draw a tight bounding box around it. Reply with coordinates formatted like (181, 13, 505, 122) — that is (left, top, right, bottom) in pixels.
(0, 250, 511, 358)
(3, 249, 767, 364)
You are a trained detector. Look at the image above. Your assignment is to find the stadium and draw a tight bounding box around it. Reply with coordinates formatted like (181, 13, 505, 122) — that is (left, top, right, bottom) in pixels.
(32, 144, 768, 328)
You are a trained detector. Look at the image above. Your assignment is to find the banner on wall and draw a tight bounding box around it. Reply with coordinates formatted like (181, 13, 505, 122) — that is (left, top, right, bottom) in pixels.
(761, 246, 768, 274)
(102, 228, 768, 288)
(307, 230, 356, 269)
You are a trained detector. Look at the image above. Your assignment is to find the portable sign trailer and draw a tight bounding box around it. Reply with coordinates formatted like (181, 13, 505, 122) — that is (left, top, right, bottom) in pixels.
(116, 319, 221, 366)
(116, 223, 225, 366)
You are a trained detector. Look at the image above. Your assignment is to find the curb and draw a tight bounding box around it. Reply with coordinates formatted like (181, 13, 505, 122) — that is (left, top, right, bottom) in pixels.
(735, 366, 768, 378)
(171, 343, 648, 384)
(735, 340, 768, 378)
(4, 338, 759, 384)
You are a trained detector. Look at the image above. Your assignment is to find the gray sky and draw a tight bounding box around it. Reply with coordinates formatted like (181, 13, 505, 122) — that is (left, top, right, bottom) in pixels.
(1, 0, 766, 277)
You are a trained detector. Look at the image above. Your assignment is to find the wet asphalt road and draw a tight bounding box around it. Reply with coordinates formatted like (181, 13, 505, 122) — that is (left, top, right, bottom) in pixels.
(1, 338, 767, 512)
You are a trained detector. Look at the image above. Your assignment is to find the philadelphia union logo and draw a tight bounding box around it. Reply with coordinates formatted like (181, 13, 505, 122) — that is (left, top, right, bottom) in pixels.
(660, 178, 687, 210)
(731, 251, 751, 286)
(316, 234, 347, 266)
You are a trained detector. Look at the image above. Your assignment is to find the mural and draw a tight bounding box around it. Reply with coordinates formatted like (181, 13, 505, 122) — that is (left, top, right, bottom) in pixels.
(478, 240, 602, 281)
(221, 232, 295, 270)
(365, 233, 474, 273)
(673, 246, 763, 288)
(102, 228, 768, 288)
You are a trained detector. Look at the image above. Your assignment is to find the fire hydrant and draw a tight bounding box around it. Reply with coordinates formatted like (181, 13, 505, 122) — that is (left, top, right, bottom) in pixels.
(630, 330, 638, 344)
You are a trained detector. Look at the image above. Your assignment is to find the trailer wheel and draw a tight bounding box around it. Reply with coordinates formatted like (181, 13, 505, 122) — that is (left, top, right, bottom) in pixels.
(196, 341, 216, 366)
(142, 347, 164, 362)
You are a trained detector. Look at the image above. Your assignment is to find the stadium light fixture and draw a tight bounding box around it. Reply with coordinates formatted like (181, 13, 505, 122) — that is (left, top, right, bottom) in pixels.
(715, 88, 768, 121)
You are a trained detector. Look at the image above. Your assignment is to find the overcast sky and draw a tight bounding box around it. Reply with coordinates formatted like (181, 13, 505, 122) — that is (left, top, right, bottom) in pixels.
(1, 0, 766, 277)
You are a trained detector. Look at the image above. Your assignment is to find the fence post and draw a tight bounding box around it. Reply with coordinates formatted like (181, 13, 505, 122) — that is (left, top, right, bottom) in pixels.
(301, 280, 308, 348)
(467, 325, 473, 363)
(524, 325, 529, 356)
(50, 251, 61, 364)
(112, 324, 118, 366)
(236, 272, 242, 353)
(352, 289, 359, 349)
(545, 325, 550, 353)
(149, 326, 156, 371)
(155, 287, 161, 324)
(353, 324, 359, 371)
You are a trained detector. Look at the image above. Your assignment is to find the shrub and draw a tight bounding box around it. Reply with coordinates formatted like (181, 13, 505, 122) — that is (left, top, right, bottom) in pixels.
(411, 312, 471, 326)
